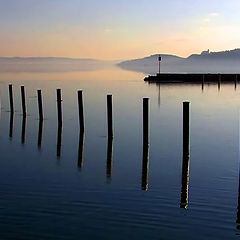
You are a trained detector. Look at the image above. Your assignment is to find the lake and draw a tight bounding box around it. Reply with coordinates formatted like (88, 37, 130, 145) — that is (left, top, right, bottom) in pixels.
(0, 65, 239, 239)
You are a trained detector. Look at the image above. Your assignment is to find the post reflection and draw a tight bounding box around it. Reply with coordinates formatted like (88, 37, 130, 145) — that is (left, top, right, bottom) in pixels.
(38, 120, 43, 150)
(236, 112, 240, 229)
(142, 98, 150, 191)
(9, 113, 14, 139)
(157, 84, 161, 107)
(202, 74, 205, 92)
(235, 75, 237, 91)
(57, 124, 62, 158)
(106, 137, 113, 179)
(180, 146, 190, 209)
(141, 140, 149, 191)
(236, 175, 240, 229)
(78, 131, 85, 169)
(218, 75, 221, 92)
(180, 102, 190, 209)
(21, 116, 26, 145)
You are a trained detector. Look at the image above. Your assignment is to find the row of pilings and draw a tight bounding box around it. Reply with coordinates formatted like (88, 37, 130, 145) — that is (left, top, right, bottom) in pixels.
(7, 84, 190, 207)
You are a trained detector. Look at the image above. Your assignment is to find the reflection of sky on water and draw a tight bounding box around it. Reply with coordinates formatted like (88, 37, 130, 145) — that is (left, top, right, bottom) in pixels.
(0, 67, 239, 239)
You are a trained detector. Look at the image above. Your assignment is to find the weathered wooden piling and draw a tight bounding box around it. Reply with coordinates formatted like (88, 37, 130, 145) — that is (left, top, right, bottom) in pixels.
(8, 84, 14, 113)
(107, 94, 113, 138)
(21, 86, 26, 117)
(37, 90, 43, 121)
(143, 98, 149, 145)
(78, 131, 85, 169)
(180, 102, 190, 208)
(182, 102, 190, 156)
(142, 98, 150, 191)
(55, 89, 62, 157)
(56, 89, 62, 125)
(78, 90, 84, 133)
(105, 94, 114, 179)
(106, 137, 113, 179)
(38, 120, 43, 149)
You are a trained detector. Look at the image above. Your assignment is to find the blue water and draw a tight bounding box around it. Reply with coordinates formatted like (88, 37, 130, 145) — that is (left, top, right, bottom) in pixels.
(0, 67, 239, 239)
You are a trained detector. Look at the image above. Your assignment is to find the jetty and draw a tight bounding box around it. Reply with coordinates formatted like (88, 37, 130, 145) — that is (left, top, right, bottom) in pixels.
(144, 73, 240, 83)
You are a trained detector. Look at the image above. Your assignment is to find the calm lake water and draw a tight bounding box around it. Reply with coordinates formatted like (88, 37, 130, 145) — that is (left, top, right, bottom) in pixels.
(0, 66, 240, 239)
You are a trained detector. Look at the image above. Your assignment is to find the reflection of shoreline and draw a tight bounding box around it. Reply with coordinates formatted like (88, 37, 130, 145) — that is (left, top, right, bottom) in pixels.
(118, 63, 240, 75)
(0, 67, 143, 81)
(146, 81, 237, 87)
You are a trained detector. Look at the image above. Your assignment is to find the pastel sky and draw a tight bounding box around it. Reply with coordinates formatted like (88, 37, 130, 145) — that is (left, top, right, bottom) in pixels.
(1, 0, 240, 60)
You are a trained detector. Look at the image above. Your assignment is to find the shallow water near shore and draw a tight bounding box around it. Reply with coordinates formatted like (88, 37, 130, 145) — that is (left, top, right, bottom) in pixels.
(0, 66, 240, 239)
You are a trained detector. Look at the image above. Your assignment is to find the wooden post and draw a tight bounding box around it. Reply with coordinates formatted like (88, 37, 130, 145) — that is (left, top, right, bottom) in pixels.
(37, 90, 43, 121)
(181, 102, 190, 208)
(56, 88, 62, 157)
(183, 102, 190, 156)
(9, 84, 14, 113)
(107, 95, 113, 138)
(78, 90, 84, 133)
(106, 94, 114, 179)
(21, 86, 26, 117)
(56, 89, 62, 125)
(143, 98, 149, 146)
(142, 98, 150, 190)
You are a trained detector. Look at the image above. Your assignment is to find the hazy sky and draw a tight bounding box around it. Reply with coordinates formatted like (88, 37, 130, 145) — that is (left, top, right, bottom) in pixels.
(1, 0, 240, 60)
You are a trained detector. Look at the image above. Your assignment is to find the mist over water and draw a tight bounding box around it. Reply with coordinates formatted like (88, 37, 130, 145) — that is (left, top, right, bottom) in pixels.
(0, 64, 240, 239)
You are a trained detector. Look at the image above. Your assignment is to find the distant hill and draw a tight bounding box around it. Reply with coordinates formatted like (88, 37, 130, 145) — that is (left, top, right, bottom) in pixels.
(188, 49, 240, 61)
(0, 57, 114, 73)
(118, 54, 183, 66)
(118, 49, 240, 74)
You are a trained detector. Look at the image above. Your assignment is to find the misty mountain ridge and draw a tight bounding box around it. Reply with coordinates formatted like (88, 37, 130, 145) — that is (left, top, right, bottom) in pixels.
(118, 49, 240, 74)
(188, 49, 240, 60)
(1, 49, 240, 74)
